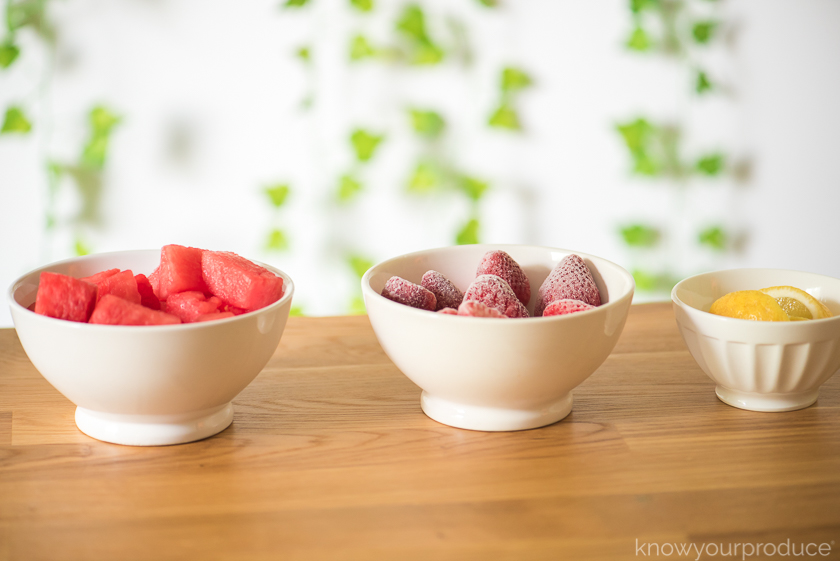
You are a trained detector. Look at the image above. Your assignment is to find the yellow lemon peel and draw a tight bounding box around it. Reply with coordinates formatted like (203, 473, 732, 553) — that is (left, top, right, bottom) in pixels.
(759, 286, 832, 320)
(709, 290, 790, 321)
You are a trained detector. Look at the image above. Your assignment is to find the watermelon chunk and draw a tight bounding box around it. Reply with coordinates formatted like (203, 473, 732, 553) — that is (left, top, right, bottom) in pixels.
(135, 274, 161, 310)
(202, 251, 284, 311)
(34, 272, 98, 322)
(93, 269, 141, 305)
(89, 295, 181, 326)
(164, 291, 223, 323)
(80, 268, 120, 285)
(195, 311, 235, 322)
(156, 244, 207, 300)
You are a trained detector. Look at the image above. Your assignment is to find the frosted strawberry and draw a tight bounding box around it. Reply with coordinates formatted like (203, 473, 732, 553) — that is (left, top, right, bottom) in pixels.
(421, 270, 464, 311)
(463, 275, 529, 318)
(457, 300, 507, 318)
(542, 298, 595, 317)
(535, 254, 601, 316)
(381, 276, 436, 311)
(476, 250, 530, 306)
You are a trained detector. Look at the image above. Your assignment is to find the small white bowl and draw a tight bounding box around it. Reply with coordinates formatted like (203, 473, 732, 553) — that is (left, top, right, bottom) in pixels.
(672, 268, 840, 412)
(8, 249, 294, 445)
(361, 244, 635, 431)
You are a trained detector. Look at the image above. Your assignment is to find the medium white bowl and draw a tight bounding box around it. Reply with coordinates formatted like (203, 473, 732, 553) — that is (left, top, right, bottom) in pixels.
(8, 249, 294, 445)
(672, 268, 840, 412)
(361, 244, 635, 431)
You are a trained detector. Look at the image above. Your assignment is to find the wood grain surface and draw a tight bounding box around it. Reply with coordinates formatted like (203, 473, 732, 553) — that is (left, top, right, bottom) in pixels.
(1, 303, 838, 560)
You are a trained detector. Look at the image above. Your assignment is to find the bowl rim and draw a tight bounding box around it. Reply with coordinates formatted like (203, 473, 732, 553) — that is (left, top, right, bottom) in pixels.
(361, 243, 635, 323)
(8, 248, 295, 331)
(671, 267, 840, 326)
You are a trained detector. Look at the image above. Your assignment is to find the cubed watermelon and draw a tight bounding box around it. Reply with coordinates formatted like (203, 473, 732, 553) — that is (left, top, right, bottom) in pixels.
(155, 244, 207, 300)
(93, 269, 141, 305)
(80, 268, 120, 285)
(164, 291, 223, 323)
(89, 295, 181, 326)
(34, 272, 98, 322)
(202, 251, 284, 311)
(195, 311, 235, 322)
(135, 273, 161, 310)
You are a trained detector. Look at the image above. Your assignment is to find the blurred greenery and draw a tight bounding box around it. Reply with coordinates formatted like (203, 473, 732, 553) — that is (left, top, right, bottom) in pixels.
(74, 238, 90, 256)
(349, 35, 377, 61)
(456, 218, 480, 245)
(395, 4, 444, 65)
(488, 103, 520, 130)
(408, 109, 445, 139)
(626, 26, 653, 51)
(350, 129, 384, 162)
(1, 106, 31, 133)
(501, 67, 532, 93)
(696, 70, 712, 94)
(692, 21, 716, 44)
(265, 184, 291, 208)
(698, 226, 727, 250)
(0, 40, 20, 68)
(407, 161, 442, 194)
(632, 269, 678, 293)
(476, 0, 498, 6)
(458, 176, 489, 202)
(7, 0, 55, 43)
(283, 0, 309, 8)
(337, 174, 363, 202)
(696, 153, 724, 175)
(81, 106, 121, 170)
(265, 228, 290, 251)
(620, 224, 661, 248)
(348, 255, 373, 279)
(289, 305, 306, 317)
(350, 0, 373, 12)
(296, 46, 310, 63)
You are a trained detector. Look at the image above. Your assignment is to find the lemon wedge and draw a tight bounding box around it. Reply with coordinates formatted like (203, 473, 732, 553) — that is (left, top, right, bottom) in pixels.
(709, 290, 790, 321)
(759, 286, 832, 320)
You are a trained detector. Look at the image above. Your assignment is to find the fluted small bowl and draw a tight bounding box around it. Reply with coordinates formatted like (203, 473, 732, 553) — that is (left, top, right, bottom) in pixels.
(672, 268, 840, 412)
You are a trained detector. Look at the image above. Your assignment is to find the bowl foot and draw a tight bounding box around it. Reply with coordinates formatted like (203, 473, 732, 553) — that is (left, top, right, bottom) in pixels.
(75, 403, 234, 446)
(420, 392, 573, 431)
(715, 386, 819, 412)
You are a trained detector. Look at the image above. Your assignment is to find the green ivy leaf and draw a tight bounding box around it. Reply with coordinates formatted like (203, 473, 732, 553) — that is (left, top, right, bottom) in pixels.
(337, 174, 363, 202)
(1, 106, 31, 134)
(395, 4, 428, 43)
(692, 21, 717, 44)
(699, 226, 727, 251)
(283, 0, 310, 7)
(349, 35, 377, 61)
(476, 0, 498, 6)
(350, 0, 373, 11)
(90, 106, 120, 135)
(408, 109, 445, 139)
(350, 129, 383, 162)
(616, 118, 655, 154)
(289, 305, 306, 317)
(407, 162, 441, 194)
(696, 153, 725, 175)
(265, 229, 290, 251)
(0, 41, 20, 68)
(629, 0, 658, 14)
(265, 184, 290, 208)
(296, 46, 311, 63)
(81, 136, 108, 169)
(348, 255, 373, 278)
(633, 153, 661, 176)
(501, 67, 532, 93)
(626, 26, 653, 51)
(488, 103, 521, 130)
(458, 176, 489, 201)
(411, 40, 445, 65)
(620, 224, 660, 247)
(696, 70, 713, 94)
(74, 238, 91, 256)
(456, 218, 480, 245)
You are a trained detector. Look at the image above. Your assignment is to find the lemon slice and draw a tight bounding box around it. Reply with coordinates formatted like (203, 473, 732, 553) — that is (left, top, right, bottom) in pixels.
(709, 290, 790, 321)
(759, 286, 832, 320)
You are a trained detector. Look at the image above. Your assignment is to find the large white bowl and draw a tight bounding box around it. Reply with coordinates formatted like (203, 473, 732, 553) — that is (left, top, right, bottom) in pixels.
(362, 244, 635, 431)
(8, 249, 294, 445)
(672, 268, 840, 412)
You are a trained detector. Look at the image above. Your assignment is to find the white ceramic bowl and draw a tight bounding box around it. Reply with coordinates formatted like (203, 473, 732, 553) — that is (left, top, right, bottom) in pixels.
(362, 244, 635, 431)
(8, 249, 294, 445)
(672, 268, 840, 412)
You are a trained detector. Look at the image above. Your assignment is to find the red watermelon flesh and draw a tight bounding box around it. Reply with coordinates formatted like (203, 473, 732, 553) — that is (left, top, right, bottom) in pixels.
(135, 274, 161, 310)
(195, 311, 235, 322)
(164, 291, 223, 323)
(80, 268, 119, 285)
(95, 269, 141, 305)
(220, 302, 248, 316)
(89, 295, 181, 326)
(156, 244, 207, 300)
(202, 251, 284, 311)
(148, 266, 161, 298)
(34, 272, 98, 322)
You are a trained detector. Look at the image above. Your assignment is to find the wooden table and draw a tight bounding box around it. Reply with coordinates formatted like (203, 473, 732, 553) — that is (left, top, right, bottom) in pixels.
(1, 303, 838, 560)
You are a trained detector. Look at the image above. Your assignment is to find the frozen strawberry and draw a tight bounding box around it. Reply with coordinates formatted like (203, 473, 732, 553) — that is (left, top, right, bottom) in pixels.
(535, 254, 601, 316)
(381, 276, 436, 311)
(476, 250, 530, 306)
(135, 274, 161, 310)
(421, 270, 464, 311)
(463, 275, 529, 318)
(458, 300, 507, 318)
(542, 298, 595, 317)
(437, 307, 459, 315)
